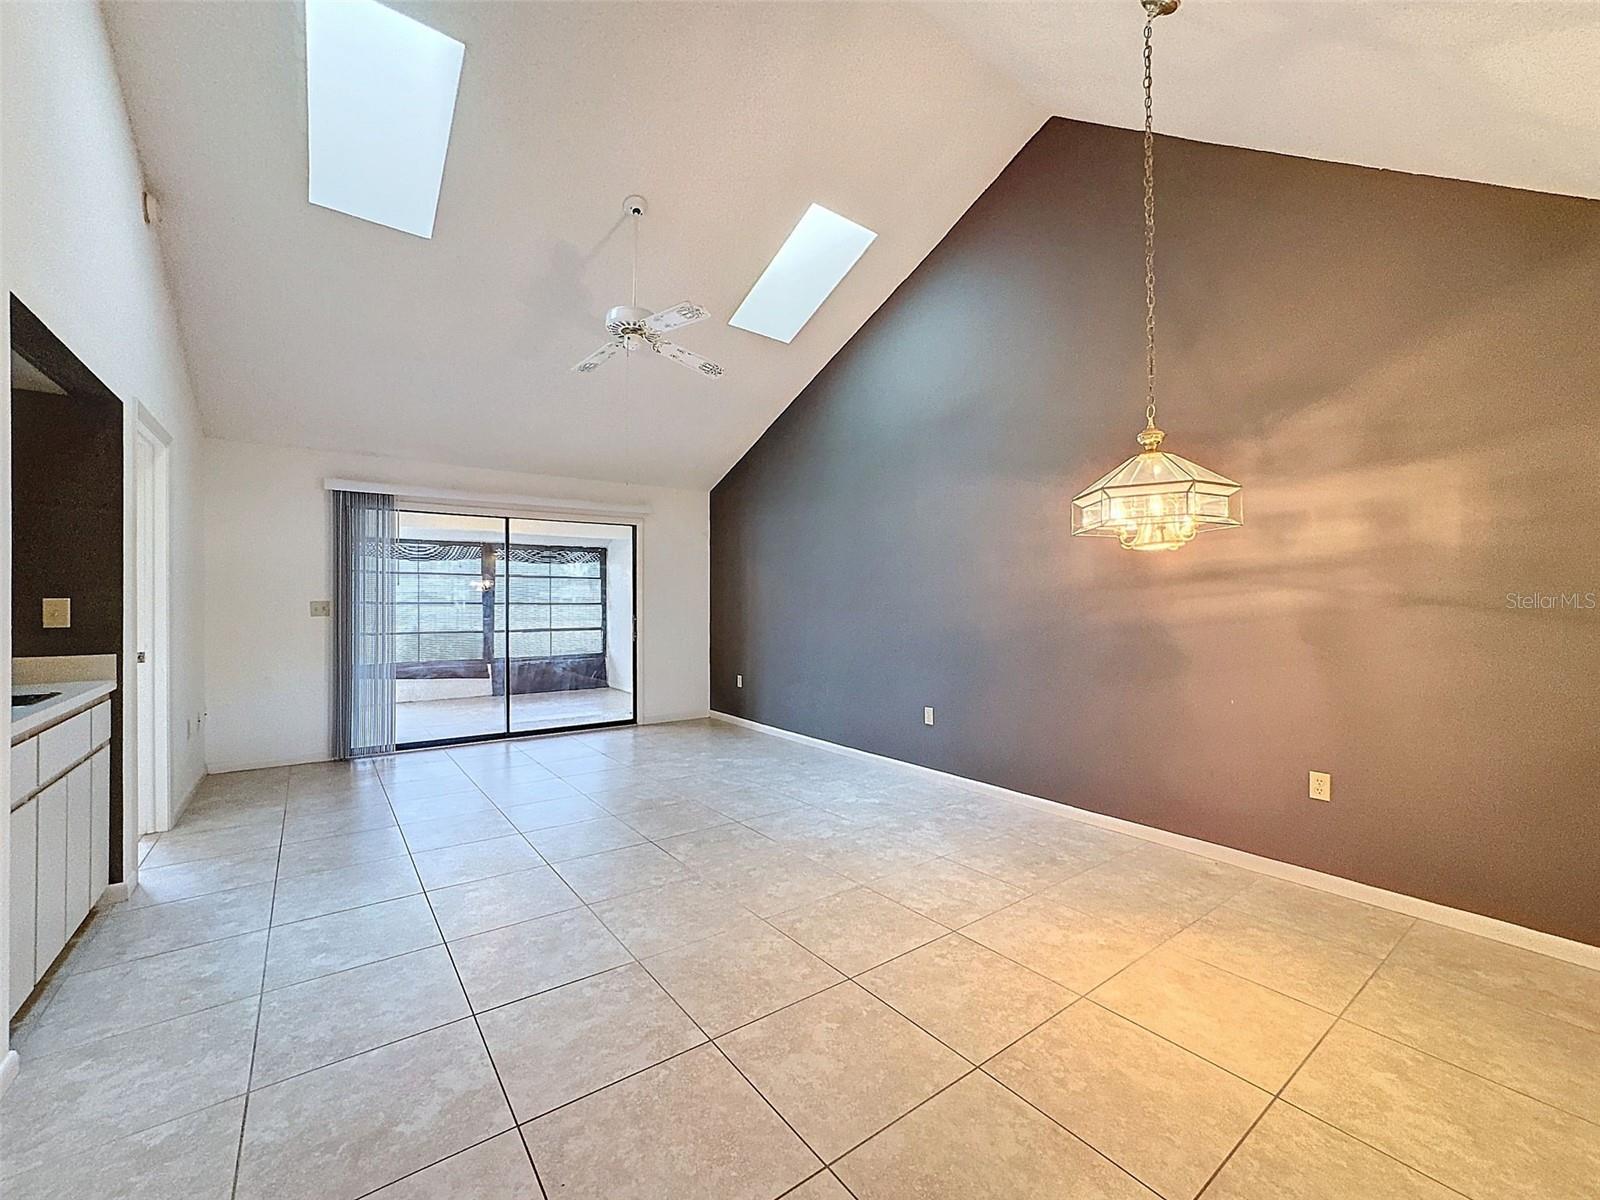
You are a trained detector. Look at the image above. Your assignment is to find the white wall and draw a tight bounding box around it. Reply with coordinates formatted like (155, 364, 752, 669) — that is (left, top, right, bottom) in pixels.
(202, 437, 709, 772)
(1, 0, 207, 1069)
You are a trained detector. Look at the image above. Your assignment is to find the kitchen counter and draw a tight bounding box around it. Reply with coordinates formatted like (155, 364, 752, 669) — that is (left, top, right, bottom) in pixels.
(11, 680, 117, 743)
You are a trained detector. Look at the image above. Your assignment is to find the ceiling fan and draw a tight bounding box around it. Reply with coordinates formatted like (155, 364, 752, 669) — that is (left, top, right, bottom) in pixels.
(571, 195, 724, 379)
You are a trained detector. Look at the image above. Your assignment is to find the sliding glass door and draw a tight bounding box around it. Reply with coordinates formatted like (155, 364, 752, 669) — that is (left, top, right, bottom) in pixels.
(391, 510, 635, 748)
(505, 519, 634, 734)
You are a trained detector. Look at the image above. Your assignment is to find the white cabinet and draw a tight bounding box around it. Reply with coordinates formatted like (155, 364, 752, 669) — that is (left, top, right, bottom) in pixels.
(90, 701, 111, 748)
(66, 760, 94, 932)
(34, 777, 70, 976)
(91, 747, 111, 899)
(10, 687, 117, 1011)
(8, 799, 38, 1019)
(11, 739, 37, 804)
(38, 709, 92, 785)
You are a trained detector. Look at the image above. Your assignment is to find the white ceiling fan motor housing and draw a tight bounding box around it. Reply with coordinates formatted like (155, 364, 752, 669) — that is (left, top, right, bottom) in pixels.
(605, 305, 655, 338)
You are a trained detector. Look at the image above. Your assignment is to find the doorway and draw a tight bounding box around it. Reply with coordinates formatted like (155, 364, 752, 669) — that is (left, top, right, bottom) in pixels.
(133, 415, 172, 834)
(390, 510, 636, 748)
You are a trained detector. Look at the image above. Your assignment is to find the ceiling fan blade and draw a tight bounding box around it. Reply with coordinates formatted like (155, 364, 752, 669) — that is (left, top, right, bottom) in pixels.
(571, 340, 623, 374)
(651, 338, 724, 378)
(645, 302, 710, 333)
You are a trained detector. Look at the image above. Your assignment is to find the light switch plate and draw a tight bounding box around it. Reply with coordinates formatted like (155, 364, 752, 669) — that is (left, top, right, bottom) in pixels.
(736, 674, 743, 688)
(42, 597, 71, 628)
(924, 706, 935, 726)
(309, 600, 332, 618)
(1309, 770, 1332, 802)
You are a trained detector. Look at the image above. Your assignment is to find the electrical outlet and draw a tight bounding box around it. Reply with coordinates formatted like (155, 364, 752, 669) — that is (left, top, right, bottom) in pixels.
(42, 597, 71, 628)
(736, 674, 743, 688)
(924, 706, 935, 726)
(1309, 770, 1332, 802)
(309, 599, 332, 618)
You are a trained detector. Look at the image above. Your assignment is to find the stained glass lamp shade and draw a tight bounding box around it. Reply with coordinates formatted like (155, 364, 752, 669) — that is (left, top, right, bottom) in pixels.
(1071, 425, 1242, 552)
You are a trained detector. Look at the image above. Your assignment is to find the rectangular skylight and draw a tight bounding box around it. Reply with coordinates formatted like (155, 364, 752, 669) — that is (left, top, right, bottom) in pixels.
(305, 0, 465, 239)
(729, 204, 877, 343)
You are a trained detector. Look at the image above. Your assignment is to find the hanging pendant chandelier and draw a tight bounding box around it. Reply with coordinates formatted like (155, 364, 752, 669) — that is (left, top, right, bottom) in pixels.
(1071, 0, 1241, 553)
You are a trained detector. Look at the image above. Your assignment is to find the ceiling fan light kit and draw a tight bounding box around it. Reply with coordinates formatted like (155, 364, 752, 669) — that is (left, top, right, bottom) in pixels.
(571, 194, 725, 378)
(1071, 0, 1242, 553)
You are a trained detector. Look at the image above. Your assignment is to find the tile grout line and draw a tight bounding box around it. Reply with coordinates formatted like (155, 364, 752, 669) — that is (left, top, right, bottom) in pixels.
(583, 854, 1093, 1187)
(1191, 911, 1423, 1198)
(229, 772, 290, 1200)
(376, 763, 553, 1200)
(526, 771, 1019, 1184)
(539, 837, 837, 1186)
(958, 883, 1258, 1200)
(456, 735, 826, 1194)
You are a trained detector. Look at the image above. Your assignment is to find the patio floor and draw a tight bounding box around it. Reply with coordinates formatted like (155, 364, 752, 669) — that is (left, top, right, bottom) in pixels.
(396, 688, 634, 744)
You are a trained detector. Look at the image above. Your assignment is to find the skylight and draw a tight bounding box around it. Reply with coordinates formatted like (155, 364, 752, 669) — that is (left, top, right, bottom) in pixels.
(305, 0, 465, 239)
(729, 204, 877, 343)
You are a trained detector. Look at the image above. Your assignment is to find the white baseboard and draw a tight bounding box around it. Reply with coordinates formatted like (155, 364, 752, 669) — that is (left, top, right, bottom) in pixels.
(0, 1049, 18, 1101)
(205, 752, 333, 773)
(712, 711, 1600, 972)
(168, 774, 202, 827)
(640, 709, 712, 726)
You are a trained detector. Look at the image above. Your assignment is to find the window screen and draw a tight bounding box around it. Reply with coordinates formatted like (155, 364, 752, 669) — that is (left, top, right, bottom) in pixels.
(494, 547, 606, 659)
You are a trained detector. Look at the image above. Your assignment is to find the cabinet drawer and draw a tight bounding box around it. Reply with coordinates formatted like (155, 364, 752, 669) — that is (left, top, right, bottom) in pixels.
(90, 700, 112, 749)
(9, 798, 38, 1019)
(11, 737, 38, 804)
(38, 710, 92, 784)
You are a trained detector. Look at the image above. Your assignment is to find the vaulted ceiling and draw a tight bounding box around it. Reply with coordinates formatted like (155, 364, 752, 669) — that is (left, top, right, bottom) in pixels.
(105, 1, 1599, 489)
(923, 0, 1600, 202)
(104, 1, 1041, 488)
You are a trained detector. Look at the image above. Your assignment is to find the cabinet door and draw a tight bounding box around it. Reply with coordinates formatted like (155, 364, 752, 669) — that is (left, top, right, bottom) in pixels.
(8, 799, 38, 1018)
(34, 777, 70, 977)
(66, 761, 94, 933)
(91, 747, 112, 901)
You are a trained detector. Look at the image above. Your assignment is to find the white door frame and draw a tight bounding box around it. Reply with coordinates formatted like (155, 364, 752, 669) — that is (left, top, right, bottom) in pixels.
(133, 409, 173, 833)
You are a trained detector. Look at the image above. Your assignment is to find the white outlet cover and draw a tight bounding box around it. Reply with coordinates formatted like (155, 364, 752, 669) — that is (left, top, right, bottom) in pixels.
(924, 707, 935, 726)
(1309, 771, 1332, 801)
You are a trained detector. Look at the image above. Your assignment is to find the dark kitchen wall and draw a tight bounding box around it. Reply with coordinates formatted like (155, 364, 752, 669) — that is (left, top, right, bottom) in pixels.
(12, 387, 124, 656)
(710, 118, 1600, 945)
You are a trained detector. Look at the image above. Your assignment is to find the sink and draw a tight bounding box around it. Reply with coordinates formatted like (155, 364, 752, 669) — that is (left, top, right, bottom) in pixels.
(12, 692, 60, 708)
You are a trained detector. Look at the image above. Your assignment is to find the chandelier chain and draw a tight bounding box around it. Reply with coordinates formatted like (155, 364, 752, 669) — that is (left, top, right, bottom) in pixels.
(1142, 13, 1158, 430)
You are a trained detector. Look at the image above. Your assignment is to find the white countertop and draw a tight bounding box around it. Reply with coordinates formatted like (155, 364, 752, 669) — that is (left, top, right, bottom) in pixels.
(12, 680, 116, 743)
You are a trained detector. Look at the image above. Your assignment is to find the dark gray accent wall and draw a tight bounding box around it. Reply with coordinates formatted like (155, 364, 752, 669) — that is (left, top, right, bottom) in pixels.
(12, 388, 124, 658)
(710, 118, 1600, 946)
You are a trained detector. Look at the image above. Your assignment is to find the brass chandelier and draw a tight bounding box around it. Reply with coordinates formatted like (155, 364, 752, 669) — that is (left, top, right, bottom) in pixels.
(1071, 0, 1241, 552)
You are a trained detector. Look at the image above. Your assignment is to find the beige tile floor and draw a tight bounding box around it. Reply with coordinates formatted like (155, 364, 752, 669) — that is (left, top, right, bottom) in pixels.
(394, 687, 633, 744)
(4, 719, 1598, 1199)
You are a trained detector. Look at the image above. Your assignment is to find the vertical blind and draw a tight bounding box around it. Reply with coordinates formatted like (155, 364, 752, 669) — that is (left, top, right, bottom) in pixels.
(331, 489, 396, 758)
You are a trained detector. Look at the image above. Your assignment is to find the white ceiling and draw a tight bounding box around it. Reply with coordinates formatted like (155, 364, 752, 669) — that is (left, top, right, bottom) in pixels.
(103, 1, 1041, 489)
(922, 0, 1600, 202)
(105, 1, 1598, 490)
